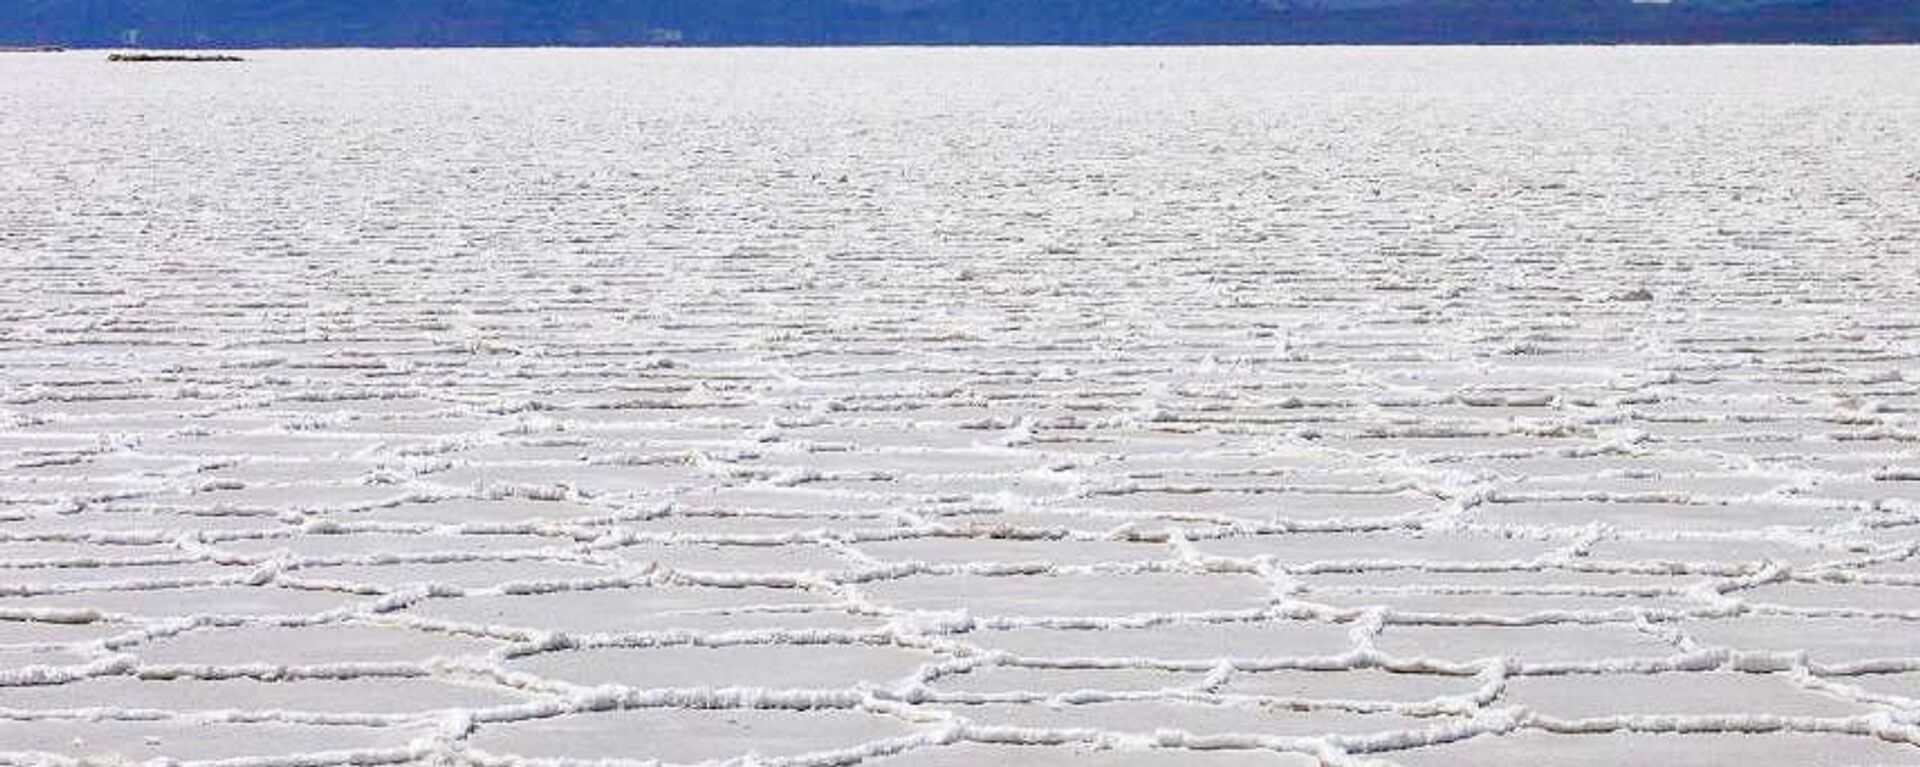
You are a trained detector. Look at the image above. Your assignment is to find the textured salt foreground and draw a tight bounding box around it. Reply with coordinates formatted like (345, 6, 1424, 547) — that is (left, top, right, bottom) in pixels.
(1, 47, 1918, 766)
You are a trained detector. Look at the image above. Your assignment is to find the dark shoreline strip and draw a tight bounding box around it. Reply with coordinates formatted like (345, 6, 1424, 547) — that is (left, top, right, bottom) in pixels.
(107, 53, 245, 63)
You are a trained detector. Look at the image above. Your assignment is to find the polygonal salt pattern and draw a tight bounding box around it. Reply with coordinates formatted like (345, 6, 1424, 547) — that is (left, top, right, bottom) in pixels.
(2, 46, 1919, 766)
(465, 707, 924, 763)
(504, 643, 938, 691)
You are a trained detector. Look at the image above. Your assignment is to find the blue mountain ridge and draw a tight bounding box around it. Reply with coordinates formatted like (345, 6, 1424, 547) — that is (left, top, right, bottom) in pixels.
(3, 0, 1915, 47)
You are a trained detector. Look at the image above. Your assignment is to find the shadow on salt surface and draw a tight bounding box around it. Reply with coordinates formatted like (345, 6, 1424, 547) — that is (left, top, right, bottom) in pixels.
(131, 621, 502, 666)
(506, 643, 937, 690)
(676, 485, 916, 515)
(0, 474, 165, 499)
(1804, 476, 1920, 504)
(1849, 556, 1920, 578)
(1434, 452, 1728, 479)
(1378, 731, 1920, 767)
(0, 675, 529, 715)
(1374, 623, 1681, 667)
(1583, 536, 1864, 569)
(1222, 668, 1484, 704)
(429, 461, 712, 495)
(852, 536, 1173, 567)
(930, 699, 1449, 741)
(931, 665, 1208, 696)
(1059, 488, 1436, 522)
(214, 531, 572, 559)
(0, 645, 90, 675)
(351, 497, 610, 525)
(862, 743, 1317, 766)
(861, 571, 1270, 619)
(4, 509, 289, 538)
(466, 707, 921, 763)
(1, 560, 245, 588)
(0, 719, 435, 763)
(1860, 525, 1920, 547)
(1840, 672, 1920, 703)
(1301, 590, 1694, 619)
(0, 617, 129, 645)
(1679, 616, 1920, 667)
(447, 441, 630, 464)
(747, 447, 1053, 475)
(1192, 530, 1554, 566)
(1498, 471, 1799, 499)
(926, 510, 1194, 537)
(1301, 568, 1698, 592)
(188, 458, 382, 486)
(806, 470, 1081, 498)
(1689, 438, 1917, 462)
(1504, 671, 1871, 720)
(1470, 499, 1861, 533)
(1735, 581, 1920, 614)
(965, 619, 1356, 662)
(611, 540, 853, 574)
(617, 510, 896, 536)
(5, 585, 366, 619)
(165, 481, 421, 512)
(0, 540, 205, 564)
(1101, 450, 1350, 476)
(0, 451, 197, 480)
(1629, 418, 1848, 443)
(283, 558, 616, 590)
(154, 432, 399, 460)
(400, 585, 870, 635)
(1318, 434, 1596, 460)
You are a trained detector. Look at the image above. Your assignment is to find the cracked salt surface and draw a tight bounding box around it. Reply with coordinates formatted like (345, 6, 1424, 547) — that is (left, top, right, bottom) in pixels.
(2, 46, 1919, 765)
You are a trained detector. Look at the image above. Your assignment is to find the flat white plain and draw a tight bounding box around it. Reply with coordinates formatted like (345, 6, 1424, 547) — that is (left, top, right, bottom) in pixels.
(1, 47, 1919, 766)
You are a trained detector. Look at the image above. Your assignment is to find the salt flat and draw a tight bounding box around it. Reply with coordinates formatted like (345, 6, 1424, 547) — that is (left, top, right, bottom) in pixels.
(1, 47, 1918, 766)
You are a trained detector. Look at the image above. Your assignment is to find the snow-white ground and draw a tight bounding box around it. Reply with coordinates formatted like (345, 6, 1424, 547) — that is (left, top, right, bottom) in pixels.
(1, 47, 1919, 766)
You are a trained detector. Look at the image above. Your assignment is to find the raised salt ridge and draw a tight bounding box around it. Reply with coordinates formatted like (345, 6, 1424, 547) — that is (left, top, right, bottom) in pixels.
(1, 47, 1917, 766)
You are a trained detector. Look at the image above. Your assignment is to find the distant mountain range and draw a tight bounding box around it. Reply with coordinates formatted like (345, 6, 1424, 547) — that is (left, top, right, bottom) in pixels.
(3, 0, 1915, 47)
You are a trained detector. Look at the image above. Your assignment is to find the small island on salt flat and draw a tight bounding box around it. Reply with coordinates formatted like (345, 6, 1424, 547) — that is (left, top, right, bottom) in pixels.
(108, 52, 245, 63)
